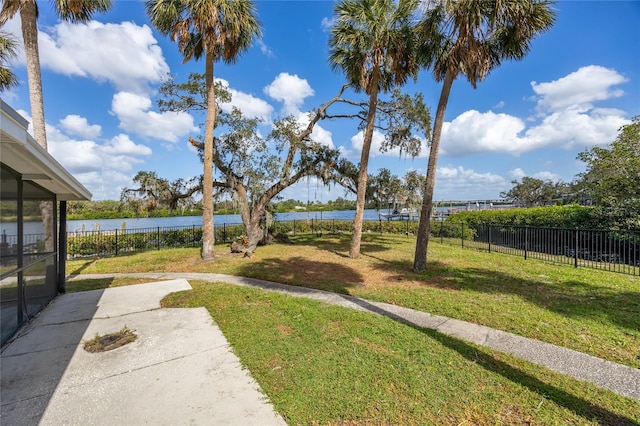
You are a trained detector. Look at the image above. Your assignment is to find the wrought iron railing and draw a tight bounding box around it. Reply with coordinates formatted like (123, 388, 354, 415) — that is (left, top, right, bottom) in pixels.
(433, 222, 640, 276)
(37, 219, 640, 276)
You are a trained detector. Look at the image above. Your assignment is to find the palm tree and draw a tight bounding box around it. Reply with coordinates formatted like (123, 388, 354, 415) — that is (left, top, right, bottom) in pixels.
(329, 0, 418, 259)
(412, 0, 556, 272)
(0, 0, 111, 253)
(146, 0, 261, 261)
(0, 0, 112, 149)
(0, 31, 19, 91)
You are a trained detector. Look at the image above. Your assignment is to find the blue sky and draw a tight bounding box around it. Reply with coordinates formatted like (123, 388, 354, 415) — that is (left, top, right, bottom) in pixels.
(3, 0, 639, 203)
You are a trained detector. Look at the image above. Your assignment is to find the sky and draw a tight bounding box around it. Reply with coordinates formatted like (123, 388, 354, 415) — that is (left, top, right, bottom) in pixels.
(2, 0, 639, 204)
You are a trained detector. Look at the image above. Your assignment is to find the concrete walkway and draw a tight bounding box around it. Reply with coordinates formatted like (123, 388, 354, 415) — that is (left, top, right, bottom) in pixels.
(0, 279, 286, 426)
(71, 272, 640, 402)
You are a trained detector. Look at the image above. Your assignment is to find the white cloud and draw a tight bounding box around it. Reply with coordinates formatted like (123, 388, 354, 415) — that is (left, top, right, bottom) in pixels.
(48, 133, 152, 199)
(264, 73, 314, 115)
(310, 124, 335, 149)
(433, 165, 508, 200)
(19, 109, 71, 144)
(321, 17, 335, 31)
(409, 66, 630, 158)
(20, 106, 154, 199)
(35, 20, 169, 94)
(214, 76, 336, 153)
(295, 111, 335, 149)
(68, 169, 134, 202)
(102, 134, 152, 156)
(256, 39, 274, 58)
(531, 65, 627, 113)
(507, 168, 561, 182)
(508, 168, 526, 180)
(49, 139, 104, 174)
(48, 132, 151, 176)
(216, 78, 274, 122)
(441, 110, 529, 156)
(349, 130, 386, 157)
(349, 128, 428, 159)
(111, 92, 198, 142)
(438, 65, 631, 157)
(533, 171, 562, 181)
(523, 106, 629, 150)
(59, 115, 101, 139)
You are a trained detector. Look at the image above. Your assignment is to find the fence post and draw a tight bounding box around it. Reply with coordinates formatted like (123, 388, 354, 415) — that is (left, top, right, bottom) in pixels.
(488, 224, 492, 253)
(524, 227, 528, 260)
(461, 223, 464, 248)
(440, 221, 443, 244)
(157, 227, 160, 250)
(574, 228, 579, 268)
(115, 229, 118, 256)
(223, 223, 227, 243)
(293, 219, 296, 236)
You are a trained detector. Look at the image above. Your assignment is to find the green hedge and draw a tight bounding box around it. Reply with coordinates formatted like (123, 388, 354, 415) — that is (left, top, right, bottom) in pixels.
(447, 205, 598, 229)
(430, 221, 477, 240)
(271, 219, 424, 236)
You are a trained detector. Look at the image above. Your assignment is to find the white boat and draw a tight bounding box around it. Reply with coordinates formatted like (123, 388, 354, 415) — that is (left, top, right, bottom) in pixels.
(379, 208, 417, 220)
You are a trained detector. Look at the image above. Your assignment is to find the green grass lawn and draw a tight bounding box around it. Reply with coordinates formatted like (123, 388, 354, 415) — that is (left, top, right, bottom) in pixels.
(67, 233, 640, 370)
(159, 281, 639, 425)
(64, 234, 640, 423)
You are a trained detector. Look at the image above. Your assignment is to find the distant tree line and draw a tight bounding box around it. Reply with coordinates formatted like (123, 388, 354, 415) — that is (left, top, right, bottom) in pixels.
(67, 196, 377, 221)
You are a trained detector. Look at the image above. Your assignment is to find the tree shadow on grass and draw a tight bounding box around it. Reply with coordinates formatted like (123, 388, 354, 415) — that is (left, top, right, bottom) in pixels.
(236, 256, 364, 294)
(289, 233, 402, 258)
(341, 296, 639, 425)
(365, 251, 640, 333)
(67, 259, 98, 276)
(65, 277, 116, 293)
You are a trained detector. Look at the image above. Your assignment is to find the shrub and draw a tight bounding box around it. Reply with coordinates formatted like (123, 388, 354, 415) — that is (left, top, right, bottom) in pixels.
(448, 205, 598, 229)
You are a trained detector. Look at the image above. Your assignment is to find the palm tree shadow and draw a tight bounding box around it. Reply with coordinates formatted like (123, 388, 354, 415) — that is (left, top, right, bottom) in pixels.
(340, 295, 638, 425)
(67, 259, 98, 276)
(290, 233, 400, 258)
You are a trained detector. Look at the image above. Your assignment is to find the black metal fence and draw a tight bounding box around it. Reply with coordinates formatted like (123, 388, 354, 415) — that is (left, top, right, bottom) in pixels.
(433, 222, 640, 276)
(67, 223, 241, 257)
(65, 219, 640, 276)
(65, 218, 420, 258)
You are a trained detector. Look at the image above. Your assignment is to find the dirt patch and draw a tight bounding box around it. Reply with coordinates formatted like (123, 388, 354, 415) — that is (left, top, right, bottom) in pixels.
(83, 326, 137, 353)
(276, 324, 294, 337)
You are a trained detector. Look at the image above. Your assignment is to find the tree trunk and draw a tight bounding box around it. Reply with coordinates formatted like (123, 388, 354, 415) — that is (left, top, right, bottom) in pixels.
(349, 75, 380, 259)
(40, 200, 54, 252)
(21, 3, 55, 252)
(201, 55, 216, 260)
(20, 1, 46, 149)
(413, 71, 455, 272)
(233, 183, 264, 257)
(244, 218, 263, 257)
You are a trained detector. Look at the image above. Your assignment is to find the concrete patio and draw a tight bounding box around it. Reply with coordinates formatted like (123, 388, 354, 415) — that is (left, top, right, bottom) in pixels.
(0, 279, 285, 426)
